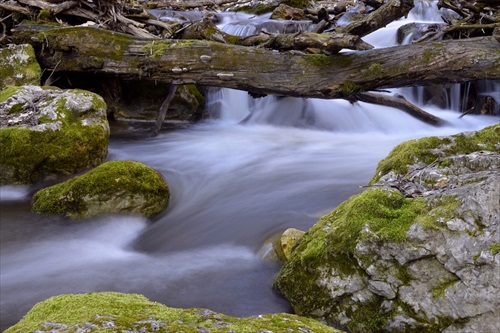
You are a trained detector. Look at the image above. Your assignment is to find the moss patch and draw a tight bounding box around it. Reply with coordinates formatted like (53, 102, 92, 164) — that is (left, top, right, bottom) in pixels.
(5, 292, 341, 333)
(489, 243, 500, 255)
(432, 278, 458, 299)
(0, 44, 42, 89)
(370, 124, 500, 184)
(32, 160, 170, 218)
(280, 0, 310, 9)
(322, 188, 428, 253)
(302, 54, 354, 68)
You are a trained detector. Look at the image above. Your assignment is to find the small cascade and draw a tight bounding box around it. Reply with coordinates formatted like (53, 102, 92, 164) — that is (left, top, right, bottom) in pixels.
(206, 1, 498, 132)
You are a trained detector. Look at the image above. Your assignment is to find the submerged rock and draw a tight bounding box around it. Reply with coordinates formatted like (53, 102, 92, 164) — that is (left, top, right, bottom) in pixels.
(4, 292, 344, 333)
(32, 160, 170, 219)
(0, 44, 42, 90)
(275, 124, 500, 332)
(0, 85, 109, 184)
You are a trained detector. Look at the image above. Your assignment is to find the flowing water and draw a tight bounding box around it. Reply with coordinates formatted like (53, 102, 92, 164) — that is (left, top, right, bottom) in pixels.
(1, 2, 498, 331)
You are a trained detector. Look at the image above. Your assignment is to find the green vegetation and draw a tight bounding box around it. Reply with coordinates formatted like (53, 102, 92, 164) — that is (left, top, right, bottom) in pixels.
(32, 160, 169, 218)
(346, 296, 386, 333)
(370, 124, 500, 183)
(432, 278, 458, 298)
(302, 54, 354, 68)
(5, 292, 341, 333)
(280, 0, 311, 8)
(489, 243, 500, 255)
(321, 188, 427, 253)
(421, 49, 440, 63)
(418, 195, 462, 230)
(236, 4, 277, 14)
(1, 125, 108, 185)
(0, 44, 41, 89)
(142, 40, 171, 58)
(340, 80, 361, 95)
(367, 63, 384, 77)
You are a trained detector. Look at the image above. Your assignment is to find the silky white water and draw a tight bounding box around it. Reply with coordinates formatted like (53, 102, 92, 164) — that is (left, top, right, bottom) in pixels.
(1, 2, 498, 330)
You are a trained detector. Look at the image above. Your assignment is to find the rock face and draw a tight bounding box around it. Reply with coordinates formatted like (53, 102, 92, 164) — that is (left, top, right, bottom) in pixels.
(275, 124, 500, 332)
(0, 85, 109, 184)
(0, 44, 42, 89)
(32, 160, 170, 219)
(4, 292, 343, 333)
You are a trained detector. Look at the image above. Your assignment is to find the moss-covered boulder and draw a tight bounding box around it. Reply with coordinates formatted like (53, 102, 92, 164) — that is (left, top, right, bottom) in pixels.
(4, 292, 344, 333)
(0, 44, 42, 90)
(275, 124, 500, 332)
(0, 85, 109, 184)
(32, 160, 170, 219)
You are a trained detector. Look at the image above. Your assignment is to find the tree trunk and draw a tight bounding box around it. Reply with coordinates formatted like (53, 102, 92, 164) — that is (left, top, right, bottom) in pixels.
(12, 24, 500, 99)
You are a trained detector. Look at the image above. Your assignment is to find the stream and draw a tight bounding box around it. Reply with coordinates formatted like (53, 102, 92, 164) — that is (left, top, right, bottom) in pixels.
(1, 2, 499, 331)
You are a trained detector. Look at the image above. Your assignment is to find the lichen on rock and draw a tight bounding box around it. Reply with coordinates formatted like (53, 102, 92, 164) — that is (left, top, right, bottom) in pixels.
(275, 124, 500, 332)
(0, 85, 109, 184)
(4, 292, 343, 333)
(0, 44, 42, 90)
(32, 160, 170, 219)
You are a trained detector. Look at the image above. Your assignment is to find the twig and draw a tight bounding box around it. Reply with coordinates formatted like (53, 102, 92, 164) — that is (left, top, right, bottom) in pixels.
(43, 59, 61, 86)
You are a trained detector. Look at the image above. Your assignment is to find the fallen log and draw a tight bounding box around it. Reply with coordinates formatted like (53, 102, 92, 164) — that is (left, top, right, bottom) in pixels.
(12, 24, 500, 99)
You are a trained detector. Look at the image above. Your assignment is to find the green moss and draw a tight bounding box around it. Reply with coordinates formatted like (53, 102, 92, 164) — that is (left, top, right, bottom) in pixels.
(370, 124, 500, 184)
(346, 296, 386, 333)
(0, 86, 21, 103)
(5, 292, 340, 333)
(367, 63, 384, 76)
(1, 124, 108, 184)
(142, 40, 171, 58)
(431, 278, 458, 298)
(0, 44, 42, 89)
(418, 195, 462, 230)
(340, 80, 361, 95)
(36, 8, 52, 22)
(489, 243, 500, 255)
(27, 27, 132, 62)
(236, 4, 277, 14)
(302, 54, 354, 68)
(421, 49, 439, 63)
(0, 88, 109, 185)
(32, 160, 169, 218)
(280, 0, 310, 8)
(322, 188, 428, 253)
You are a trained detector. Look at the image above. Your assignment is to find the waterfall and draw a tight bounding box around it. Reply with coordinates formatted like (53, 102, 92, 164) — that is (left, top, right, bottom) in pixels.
(205, 1, 498, 131)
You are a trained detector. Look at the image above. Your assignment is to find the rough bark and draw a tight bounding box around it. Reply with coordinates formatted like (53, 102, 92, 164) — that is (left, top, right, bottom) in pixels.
(12, 24, 500, 100)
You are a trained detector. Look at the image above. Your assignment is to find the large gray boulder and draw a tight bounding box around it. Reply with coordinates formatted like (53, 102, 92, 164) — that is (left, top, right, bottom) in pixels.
(0, 85, 109, 184)
(275, 124, 500, 332)
(32, 160, 170, 219)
